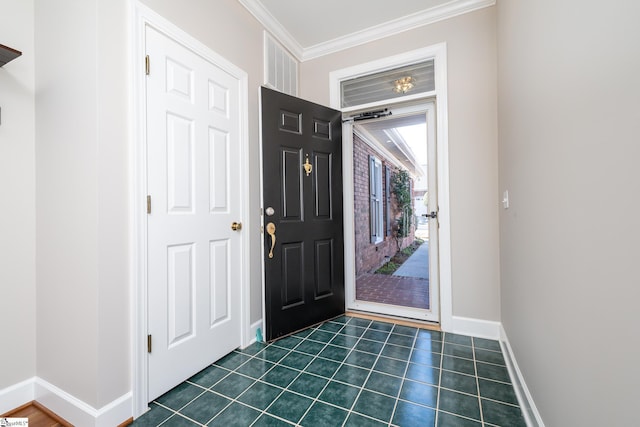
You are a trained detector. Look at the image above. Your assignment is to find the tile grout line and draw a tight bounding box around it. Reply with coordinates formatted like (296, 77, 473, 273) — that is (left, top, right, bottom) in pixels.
(387, 325, 420, 426)
(434, 331, 446, 427)
(472, 336, 486, 426)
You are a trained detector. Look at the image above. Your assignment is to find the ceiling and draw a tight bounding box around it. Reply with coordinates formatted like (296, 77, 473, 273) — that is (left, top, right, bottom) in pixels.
(238, 0, 495, 61)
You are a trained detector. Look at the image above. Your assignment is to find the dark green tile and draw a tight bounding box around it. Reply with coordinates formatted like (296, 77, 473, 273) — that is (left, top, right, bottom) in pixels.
(373, 356, 408, 376)
(442, 355, 475, 375)
(256, 346, 289, 363)
(304, 358, 341, 378)
(333, 364, 369, 387)
(266, 391, 313, 424)
(478, 378, 518, 405)
(261, 365, 299, 388)
(436, 412, 482, 427)
(387, 333, 415, 347)
(392, 400, 436, 427)
(353, 390, 396, 423)
(288, 373, 328, 398)
(236, 358, 275, 379)
(476, 361, 511, 383)
(369, 321, 394, 332)
(318, 381, 360, 409)
(238, 342, 267, 356)
(381, 343, 412, 360)
(443, 343, 474, 360)
(344, 413, 387, 427)
(474, 348, 506, 366)
(318, 321, 344, 333)
(362, 329, 389, 342)
(405, 363, 439, 386)
(319, 344, 350, 362)
(410, 348, 441, 368)
(441, 370, 478, 395)
(252, 414, 293, 427)
(292, 328, 313, 338)
(332, 316, 350, 324)
(355, 339, 383, 354)
(272, 335, 303, 350)
(364, 371, 402, 396)
(473, 337, 501, 352)
(180, 391, 230, 424)
(339, 324, 367, 338)
(131, 402, 172, 426)
(444, 333, 473, 346)
(295, 339, 326, 355)
(214, 351, 251, 370)
(279, 352, 314, 370)
(348, 317, 371, 328)
(208, 402, 260, 426)
(414, 338, 443, 353)
(438, 389, 481, 421)
(417, 329, 443, 341)
(161, 414, 199, 426)
(211, 373, 255, 399)
(481, 399, 527, 427)
(188, 365, 229, 388)
(237, 381, 282, 410)
(399, 379, 437, 407)
(156, 382, 203, 411)
(330, 333, 360, 348)
(307, 330, 335, 343)
(345, 350, 378, 369)
(392, 325, 418, 337)
(300, 402, 348, 427)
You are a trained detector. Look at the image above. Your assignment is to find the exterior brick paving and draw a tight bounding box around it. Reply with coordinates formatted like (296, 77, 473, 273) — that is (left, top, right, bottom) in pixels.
(355, 273, 430, 310)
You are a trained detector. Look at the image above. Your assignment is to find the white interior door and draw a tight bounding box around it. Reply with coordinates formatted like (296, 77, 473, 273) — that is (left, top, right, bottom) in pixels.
(146, 26, 243, 401)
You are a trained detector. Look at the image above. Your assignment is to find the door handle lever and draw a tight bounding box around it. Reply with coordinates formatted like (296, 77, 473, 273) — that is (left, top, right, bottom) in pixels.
(266, 222, 276, 259)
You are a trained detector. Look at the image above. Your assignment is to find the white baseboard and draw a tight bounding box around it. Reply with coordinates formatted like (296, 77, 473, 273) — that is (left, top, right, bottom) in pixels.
(500, 325, 545, 427)
(246, 319, 263, 346)
(451, 315, 501, 339)
(0, 377, 131, 426)
(0, 377, 36, 414)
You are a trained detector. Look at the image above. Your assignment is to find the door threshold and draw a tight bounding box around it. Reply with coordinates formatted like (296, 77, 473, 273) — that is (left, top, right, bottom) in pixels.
(346, 310, 441, 331)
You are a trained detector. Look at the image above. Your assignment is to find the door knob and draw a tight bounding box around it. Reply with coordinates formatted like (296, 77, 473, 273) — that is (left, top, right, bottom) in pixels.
(266, 222, 276, 259)
(231, 222, 242, 231)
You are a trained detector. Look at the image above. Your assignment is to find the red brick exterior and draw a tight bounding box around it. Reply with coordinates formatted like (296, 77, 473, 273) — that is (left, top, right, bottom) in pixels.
(353, 134, 415, 276)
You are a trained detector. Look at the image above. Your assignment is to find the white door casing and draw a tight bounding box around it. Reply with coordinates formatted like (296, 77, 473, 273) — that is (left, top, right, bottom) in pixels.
(146, 24, 243, 401)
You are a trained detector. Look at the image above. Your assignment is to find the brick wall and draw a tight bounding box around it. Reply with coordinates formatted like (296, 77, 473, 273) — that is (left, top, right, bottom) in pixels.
(353, 134, 415, 276)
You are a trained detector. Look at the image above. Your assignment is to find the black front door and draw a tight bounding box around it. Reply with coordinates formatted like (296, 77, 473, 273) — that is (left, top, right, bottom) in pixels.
(261, 86, 345, 341)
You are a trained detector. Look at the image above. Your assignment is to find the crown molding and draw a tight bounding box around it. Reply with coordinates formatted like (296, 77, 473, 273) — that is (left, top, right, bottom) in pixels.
(237, 0, 304, 60)
(238, 0, 495, 62)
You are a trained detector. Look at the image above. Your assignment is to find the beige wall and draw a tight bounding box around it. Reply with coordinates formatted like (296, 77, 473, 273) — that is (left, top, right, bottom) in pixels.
(0, 0, 36, 391)
(301, 7, 501, 321)
(35, 0, 129, 408)
(497, 1, 640, 425)
(140, 0, 267, 324)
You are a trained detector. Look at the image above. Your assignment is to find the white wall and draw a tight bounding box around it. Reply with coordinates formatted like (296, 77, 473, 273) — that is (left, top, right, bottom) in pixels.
(300, 7, 501, 322)
(0, 0, 36, 391)
(35, 0, 129, 409)
(497, 1, 640, 425)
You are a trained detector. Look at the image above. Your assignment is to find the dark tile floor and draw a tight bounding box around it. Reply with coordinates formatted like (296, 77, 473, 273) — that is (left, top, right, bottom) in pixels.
(356, 274, 430, 310)
(132, 316, 526, 426)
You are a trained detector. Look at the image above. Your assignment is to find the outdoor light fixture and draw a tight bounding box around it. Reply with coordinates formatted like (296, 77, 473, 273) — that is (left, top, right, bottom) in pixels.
(393, 76, 415, 94)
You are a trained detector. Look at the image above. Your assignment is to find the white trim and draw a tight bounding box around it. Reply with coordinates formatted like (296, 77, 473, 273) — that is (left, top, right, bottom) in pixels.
(451, 315, 501, 340)
(248, 319, 264, 346)
(0, 377, 36, 415)
(131, 1, 251, 418)
(331, 44, 452, 330)
(238, 0, 495, 62)
(501, 326, 546, 427)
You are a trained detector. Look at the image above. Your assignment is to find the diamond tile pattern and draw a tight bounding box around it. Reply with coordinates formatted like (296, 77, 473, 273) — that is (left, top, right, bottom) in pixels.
(132, 316, 526, 426)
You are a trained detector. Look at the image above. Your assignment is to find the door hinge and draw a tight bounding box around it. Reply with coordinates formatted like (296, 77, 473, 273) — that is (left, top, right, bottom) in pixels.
(147, 334, 152, 353)
(147, 195, 151, 214)
(145, 55, 150, 75)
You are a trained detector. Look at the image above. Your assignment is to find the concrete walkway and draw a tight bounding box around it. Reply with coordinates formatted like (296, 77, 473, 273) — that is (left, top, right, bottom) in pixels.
(393, 241, 429, 279)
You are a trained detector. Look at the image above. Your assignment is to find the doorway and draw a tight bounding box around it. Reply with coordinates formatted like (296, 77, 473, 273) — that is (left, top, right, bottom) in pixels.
(329, 44, 452, 328)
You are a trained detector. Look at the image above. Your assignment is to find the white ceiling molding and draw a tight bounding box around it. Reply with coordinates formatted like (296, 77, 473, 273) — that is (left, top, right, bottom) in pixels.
(237, 0, 304, 60)
(239, 0, 495, 62)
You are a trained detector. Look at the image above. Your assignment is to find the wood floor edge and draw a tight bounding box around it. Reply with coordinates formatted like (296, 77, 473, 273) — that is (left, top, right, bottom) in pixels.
(31, 401, 74, 427)
(2, 401, 73, 427)
(1, 400, 33, 417)
(346, 310, 441, 331)
(118, 416, 134, 427)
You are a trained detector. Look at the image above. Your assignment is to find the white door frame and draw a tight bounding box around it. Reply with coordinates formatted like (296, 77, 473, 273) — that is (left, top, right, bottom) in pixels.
(130, 2, 251, 418)
(329, 43, 453, 330)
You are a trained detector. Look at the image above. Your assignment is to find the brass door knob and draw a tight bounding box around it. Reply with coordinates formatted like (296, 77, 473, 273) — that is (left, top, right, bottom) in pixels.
(231, 222, 242, 231)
